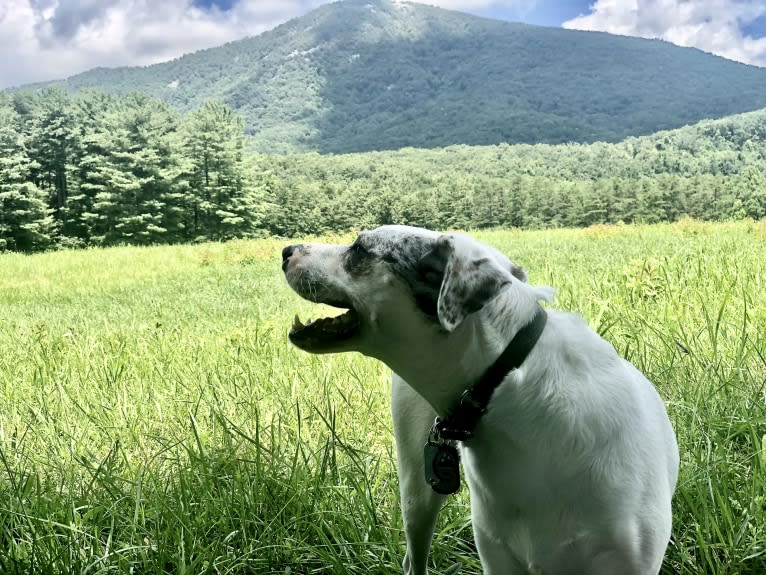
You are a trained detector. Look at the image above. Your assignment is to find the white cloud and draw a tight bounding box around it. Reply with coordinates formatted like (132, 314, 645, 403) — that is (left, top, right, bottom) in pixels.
(0, 0, 326, 88)
(563, 0, 766, 67)
(0, 0, 541, 89)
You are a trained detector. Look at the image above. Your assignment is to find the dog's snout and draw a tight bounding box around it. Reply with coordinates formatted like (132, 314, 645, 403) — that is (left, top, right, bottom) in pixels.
(282, 244, 304, 272)
(282, 245, 297, 261)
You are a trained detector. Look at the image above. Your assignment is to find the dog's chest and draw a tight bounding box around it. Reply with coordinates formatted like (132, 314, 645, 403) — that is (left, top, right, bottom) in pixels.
(461, 441, 587, 566)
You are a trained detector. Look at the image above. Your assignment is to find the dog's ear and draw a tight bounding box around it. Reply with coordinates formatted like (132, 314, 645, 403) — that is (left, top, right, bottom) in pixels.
(420, 234, 512, 332)
(510, 264, 527, 282)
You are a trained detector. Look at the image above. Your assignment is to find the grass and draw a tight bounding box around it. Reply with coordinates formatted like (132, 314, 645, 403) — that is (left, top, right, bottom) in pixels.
(0, 219, 765, 574)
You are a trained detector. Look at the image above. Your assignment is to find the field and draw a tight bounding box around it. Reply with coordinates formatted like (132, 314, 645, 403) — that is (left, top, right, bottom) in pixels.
(1, 220, 765, 574)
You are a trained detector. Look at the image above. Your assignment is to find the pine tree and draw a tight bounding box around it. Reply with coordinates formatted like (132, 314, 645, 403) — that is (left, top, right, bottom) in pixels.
(91, 94, 183, 245)
(65, 90, 119, 245)
(183, 101, 257, 241)
(27, 87, 78, 230)
(0, 102, 55, 251)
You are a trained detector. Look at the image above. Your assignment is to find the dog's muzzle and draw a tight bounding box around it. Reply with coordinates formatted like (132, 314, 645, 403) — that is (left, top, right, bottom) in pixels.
(282, 243, 362, 353)
(282, 244, 302, 272)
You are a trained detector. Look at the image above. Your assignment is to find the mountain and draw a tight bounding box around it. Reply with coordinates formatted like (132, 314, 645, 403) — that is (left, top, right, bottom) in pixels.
(17, 0, 766, 153)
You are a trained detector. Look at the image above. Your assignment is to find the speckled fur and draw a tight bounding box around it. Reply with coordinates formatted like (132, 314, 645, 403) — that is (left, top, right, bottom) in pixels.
(282, 225, 679, 575)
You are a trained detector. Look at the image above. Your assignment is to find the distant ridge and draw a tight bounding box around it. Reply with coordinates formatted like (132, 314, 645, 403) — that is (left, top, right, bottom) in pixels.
(14, 0, 766, 153)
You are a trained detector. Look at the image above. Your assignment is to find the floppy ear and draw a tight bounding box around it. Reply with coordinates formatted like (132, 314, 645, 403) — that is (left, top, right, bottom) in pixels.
(420, 234, 512, 332)
(510, 264, 527, 283)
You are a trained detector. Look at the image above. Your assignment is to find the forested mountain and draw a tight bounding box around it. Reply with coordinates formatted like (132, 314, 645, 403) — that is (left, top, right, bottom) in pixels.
(1, 87, 764, 251)
(14, 0, 766, 153)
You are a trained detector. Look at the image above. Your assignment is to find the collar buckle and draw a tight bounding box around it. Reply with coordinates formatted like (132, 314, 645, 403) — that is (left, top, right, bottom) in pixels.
(434, 390, 486, 441)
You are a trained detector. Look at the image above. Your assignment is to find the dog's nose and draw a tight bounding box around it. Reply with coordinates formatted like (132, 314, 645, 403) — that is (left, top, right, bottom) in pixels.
(282, 244, 302, 272)
(282, 245, 296, 261)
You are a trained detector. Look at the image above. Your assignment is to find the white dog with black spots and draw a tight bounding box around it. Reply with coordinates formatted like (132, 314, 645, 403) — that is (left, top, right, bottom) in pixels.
(282, 225, 679, 575)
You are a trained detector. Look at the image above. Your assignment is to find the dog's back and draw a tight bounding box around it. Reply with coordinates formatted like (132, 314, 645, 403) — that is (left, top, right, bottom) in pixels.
(463, 309, 679, 574)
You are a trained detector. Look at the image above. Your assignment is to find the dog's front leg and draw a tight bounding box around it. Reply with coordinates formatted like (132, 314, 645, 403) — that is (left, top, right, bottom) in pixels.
(392, 373, 446, 575)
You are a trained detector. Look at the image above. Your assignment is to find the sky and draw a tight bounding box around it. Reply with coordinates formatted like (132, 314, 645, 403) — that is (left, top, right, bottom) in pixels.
(1, 0, 765, 89)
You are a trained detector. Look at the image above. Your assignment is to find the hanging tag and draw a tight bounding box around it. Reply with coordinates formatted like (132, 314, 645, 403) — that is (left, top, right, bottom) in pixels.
(424, 441, 460, 494)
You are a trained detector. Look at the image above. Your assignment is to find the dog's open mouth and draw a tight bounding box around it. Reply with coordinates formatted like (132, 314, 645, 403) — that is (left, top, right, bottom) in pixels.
(288, 307, 361, 351)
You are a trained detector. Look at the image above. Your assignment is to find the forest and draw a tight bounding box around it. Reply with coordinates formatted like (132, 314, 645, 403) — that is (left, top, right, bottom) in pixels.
(1, 87, 766, 252)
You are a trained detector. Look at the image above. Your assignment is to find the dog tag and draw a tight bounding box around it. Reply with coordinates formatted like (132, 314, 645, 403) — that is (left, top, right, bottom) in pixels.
(424, 441, 461, 495)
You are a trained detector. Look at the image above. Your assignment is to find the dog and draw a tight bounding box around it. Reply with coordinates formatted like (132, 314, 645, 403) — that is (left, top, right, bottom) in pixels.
(282, 225, 679, 575)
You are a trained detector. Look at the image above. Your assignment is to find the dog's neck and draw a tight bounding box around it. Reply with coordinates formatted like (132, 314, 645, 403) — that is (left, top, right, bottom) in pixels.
(373, 283, 544, 418)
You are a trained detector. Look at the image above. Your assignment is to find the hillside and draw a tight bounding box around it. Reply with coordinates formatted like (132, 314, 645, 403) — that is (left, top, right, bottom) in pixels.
(259, 106, 766, 233)
(275, 106, 766, 183)
(16, 0, 766, 153)
(2, 82, 765, 252)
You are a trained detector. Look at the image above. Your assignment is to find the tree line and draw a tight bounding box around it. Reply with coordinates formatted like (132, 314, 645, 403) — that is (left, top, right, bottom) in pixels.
(1, 88, 765, 252)
(1, 88, 266, 251)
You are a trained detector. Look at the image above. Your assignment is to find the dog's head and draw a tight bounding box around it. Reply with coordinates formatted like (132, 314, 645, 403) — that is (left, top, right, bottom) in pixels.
(282, 225, 528, 355)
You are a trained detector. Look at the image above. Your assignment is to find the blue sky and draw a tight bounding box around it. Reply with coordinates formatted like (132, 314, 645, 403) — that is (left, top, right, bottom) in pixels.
(742, 12, 766, 37)
(459, 0, 592, 27)
(193, 0, 238, 10)
(1, 0, 765, 89)
(190, 0, 594, 28)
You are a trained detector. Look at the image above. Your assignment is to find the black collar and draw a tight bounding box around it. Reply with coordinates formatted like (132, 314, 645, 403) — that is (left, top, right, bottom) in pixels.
(433, 304, 548, 442)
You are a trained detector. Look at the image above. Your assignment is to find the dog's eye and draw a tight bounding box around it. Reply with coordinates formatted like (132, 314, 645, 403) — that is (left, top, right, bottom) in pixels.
(345, 241, 374, 273)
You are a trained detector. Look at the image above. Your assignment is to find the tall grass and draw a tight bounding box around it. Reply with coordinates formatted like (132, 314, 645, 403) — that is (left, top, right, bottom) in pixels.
(1, 220, 764, 574)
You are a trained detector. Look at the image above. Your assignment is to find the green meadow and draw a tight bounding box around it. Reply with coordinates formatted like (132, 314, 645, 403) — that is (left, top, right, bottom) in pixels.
(1, 220, 765, 574)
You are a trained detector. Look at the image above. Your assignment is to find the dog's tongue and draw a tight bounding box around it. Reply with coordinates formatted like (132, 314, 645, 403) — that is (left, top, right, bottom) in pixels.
(290, 309, 360, 340)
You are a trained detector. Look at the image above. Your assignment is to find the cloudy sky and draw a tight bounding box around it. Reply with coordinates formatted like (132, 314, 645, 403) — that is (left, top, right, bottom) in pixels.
(1, 0, 765, 89)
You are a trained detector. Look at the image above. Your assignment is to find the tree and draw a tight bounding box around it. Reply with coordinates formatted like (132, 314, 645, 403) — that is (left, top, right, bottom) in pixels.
(473, 180, 504, 229)
(91, 94, 183, 245)
(0, 102, 55, 251)
(182, 101, 258, 241)
(64, 90, 119, 245)
(739, 167, 766, 219)
(27, 87, 78, 230)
